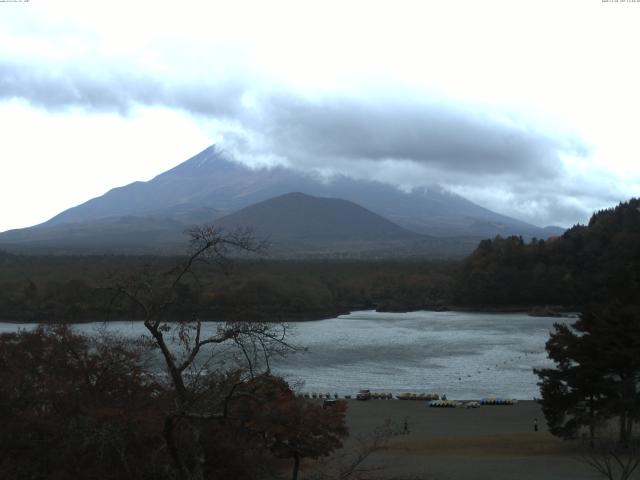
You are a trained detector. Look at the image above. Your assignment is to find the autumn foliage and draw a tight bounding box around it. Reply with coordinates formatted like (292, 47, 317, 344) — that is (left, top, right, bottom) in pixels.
(0, 326, 349, 480)
(0, 325, 165, 479)
(236, 376, 349, 480)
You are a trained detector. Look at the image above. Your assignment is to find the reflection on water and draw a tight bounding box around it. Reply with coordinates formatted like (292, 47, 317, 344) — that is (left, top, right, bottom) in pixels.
(0, 310, 571, 399)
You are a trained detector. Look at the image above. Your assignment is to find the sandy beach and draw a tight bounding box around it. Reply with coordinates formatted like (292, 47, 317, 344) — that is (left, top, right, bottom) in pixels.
(333, 400, 598, 480)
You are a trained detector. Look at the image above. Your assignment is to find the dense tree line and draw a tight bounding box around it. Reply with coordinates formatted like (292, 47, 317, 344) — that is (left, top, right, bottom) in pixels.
(455, 198, 640, 308)
(532, 199, 640, 459)
(0, 253, 457, 323)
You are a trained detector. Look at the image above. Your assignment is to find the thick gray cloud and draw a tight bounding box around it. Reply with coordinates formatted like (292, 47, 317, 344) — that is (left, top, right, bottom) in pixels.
(235, 94, 587, 179)
(0, 59, 584, 175)
(0, 59, 246, 116)
(446, 165, 629, 227)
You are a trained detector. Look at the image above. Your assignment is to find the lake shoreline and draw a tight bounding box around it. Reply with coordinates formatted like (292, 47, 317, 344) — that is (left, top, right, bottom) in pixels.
(0, 304, 579, 325)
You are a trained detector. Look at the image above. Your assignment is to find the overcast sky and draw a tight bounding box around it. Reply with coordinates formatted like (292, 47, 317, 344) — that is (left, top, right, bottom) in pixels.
(1, 0, 639, 232)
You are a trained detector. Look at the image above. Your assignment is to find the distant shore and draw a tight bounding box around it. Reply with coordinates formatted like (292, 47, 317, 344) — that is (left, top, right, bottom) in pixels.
(0, 304, 580, 326)
(378, 304, 579, 316)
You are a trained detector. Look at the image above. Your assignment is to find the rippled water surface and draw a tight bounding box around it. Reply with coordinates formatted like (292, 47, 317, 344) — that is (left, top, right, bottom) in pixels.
(0, 310, 572, 399)
(277, 310, 571, 399)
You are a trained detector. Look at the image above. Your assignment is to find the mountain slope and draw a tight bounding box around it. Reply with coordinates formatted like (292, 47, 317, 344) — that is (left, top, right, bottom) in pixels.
(39, 145, 562, 238)
(214, 192, 418, 242)
(0, 145, 564, 256)
(0, 193, 474, 258)
(0, 216, 187, 253)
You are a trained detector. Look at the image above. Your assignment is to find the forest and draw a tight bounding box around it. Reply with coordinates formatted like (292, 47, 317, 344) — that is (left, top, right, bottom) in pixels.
(531, 198, 640, 474)
(0, 199, 639, 323)
(0, 253, 457, 323)
(456, 197, 640, 308)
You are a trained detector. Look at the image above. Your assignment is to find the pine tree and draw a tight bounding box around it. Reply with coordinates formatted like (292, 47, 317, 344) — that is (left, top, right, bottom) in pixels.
(536, 303, 640, 446)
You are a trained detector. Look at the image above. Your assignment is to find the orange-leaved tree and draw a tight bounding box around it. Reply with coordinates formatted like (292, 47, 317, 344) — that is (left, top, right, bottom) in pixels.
(0, 325, 165, 479)
(235, 375, 349, 480)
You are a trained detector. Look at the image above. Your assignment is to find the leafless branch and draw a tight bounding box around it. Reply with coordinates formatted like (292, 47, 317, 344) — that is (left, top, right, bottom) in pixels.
(581, 438, 640, 480)
(311, 419, 403, 480)
(101, 224, 293, 480)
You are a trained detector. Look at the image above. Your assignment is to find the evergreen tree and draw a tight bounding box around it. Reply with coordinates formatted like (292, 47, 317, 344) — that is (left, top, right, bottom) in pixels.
(536, 303, 640, 446)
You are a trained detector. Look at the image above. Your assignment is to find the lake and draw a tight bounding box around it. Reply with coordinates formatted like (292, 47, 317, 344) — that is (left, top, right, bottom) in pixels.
(0, 310, 572, 399)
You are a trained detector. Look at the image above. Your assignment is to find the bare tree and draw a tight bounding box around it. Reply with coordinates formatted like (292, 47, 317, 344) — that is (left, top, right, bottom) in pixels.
(581, 437, 640, 480)
(310, 419, 404, 480)
(112, 225, 296, 480)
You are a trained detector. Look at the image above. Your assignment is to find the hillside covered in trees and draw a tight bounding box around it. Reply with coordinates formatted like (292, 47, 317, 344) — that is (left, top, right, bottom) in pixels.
(0, 198, 638, 323)
(455, 198, 640, 308)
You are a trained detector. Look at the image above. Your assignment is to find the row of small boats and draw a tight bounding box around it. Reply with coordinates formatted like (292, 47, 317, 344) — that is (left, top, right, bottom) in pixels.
(297, 392, 394, 400)
(299, 393, 340, 399)
(364, 392, 394, 400)
(429, 399, 519, 408)
(396, 392, 441, 401)
(297, 392, 519, 405)
(428, 400, 482, 408)
(480, 398, 518, 405)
